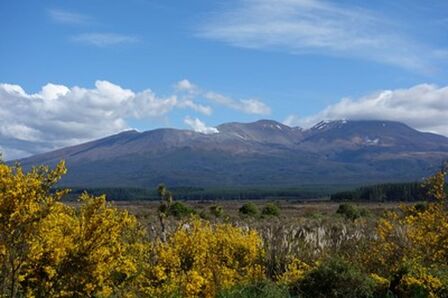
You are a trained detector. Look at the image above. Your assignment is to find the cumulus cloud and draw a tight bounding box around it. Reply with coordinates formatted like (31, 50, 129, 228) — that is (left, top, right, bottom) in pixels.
(197, 0, 443, 72)
(176, 79, 271, 115)
(175, 79, 198, 93)
(286, 84, 448, 136)
(0, 81, 212, 160)
(184, 117, 219, 134)
(71, 33, 139, 47)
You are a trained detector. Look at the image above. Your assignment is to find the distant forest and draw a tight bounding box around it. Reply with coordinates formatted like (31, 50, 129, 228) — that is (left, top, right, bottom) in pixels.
(331, 182, 448, 202)
(62, 185, 346, 201)
(60, 181, 448, 202)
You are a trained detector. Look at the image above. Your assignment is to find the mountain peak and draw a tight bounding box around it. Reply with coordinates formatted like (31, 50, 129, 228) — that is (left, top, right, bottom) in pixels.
(217, 119, 295, 133)
(253, 119, 288, 127)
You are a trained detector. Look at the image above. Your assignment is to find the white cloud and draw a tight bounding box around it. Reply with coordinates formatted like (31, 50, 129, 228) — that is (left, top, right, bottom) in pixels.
(175, 79, 271, 115)
(49, 9, 139, 48)
(208, 92, 270, 115)
(184, 117, 219, 134)
(175, 79, 198, 93)
(283, 115, 301, 127)
(178, 100, 213, 115)
(0, 81, 212, 160)
(71, 33, 139, 47)
(290, 84, 448, 136)
(0, 79, 268, 159)
(197, 0, 441, 72)
(48, 9, 93, 25)
(239, 98, 271, 115)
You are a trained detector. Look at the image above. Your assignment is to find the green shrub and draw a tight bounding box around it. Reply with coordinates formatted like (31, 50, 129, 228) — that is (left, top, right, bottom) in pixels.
(336, 203, 361, 221)
(199, 209, 210, 220)
(239, 202, 259, 217)
(293, 258, 376, 298)
(305, 211, 324, 220)
(217, 280, 289, 298)
(262, 203, 280, 217)
(359, 208, 371, 218)
(168, 201, 196, 218)
(209, 204, 224, 218)
(413, 202, 427, 213)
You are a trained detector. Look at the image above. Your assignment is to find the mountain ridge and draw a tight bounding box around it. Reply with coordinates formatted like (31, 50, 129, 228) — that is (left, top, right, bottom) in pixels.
(16, 119, 448, 188)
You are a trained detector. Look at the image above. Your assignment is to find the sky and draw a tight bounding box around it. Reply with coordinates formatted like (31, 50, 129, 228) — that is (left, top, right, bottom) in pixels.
(1, 0, 448, 160)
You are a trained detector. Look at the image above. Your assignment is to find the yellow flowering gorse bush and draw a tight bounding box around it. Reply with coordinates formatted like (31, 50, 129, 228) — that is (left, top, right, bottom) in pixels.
(0, 161, 147, 297)
(142, 218, 264, 297)
(276, 258, 312, 285)
(362, 169, 448, 296)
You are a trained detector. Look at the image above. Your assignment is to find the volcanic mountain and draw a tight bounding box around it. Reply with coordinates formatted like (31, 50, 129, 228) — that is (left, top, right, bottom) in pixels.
(16, 120, 448, 188)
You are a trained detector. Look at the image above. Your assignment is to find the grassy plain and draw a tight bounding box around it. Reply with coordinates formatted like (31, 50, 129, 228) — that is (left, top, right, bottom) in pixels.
(113, 199, 404, 222)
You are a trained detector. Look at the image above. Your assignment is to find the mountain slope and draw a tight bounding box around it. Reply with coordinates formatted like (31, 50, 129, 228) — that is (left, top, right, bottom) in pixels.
(17, 120, 448, 188)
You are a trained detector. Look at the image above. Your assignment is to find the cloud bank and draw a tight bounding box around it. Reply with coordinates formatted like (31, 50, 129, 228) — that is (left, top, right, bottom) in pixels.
(3, 79, 446, 161)
(0, 80, 270, 159)
(285, 84, 448, 136)
(0, 81, 201, 159)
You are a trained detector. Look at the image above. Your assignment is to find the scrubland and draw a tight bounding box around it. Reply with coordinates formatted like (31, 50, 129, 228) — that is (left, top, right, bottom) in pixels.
(1, 159, 447, 297)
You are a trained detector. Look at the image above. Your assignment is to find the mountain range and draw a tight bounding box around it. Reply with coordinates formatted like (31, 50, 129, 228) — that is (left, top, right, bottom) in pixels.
(16, 120, 448, 188)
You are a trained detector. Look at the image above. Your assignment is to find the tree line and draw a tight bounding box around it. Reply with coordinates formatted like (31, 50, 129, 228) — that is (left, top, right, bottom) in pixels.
(330, 181, 448, 202)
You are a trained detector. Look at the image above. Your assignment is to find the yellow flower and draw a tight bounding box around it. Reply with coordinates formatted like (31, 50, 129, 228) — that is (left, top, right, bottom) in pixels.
(277, 258, 312, 285)
(143, 218, 264, 297)
(369, 273, 389, 287)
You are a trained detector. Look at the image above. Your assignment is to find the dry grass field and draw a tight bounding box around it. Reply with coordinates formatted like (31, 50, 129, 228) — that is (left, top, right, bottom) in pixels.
(112, 199, 405, 222)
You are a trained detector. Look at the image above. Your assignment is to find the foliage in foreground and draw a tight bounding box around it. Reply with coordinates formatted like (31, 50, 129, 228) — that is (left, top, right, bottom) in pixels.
(293, 258, 377, 298)
(1, 159, 448, 297)
(142, 219, 264, 297)
(0, 161, 146, 297)
(361, 169, 448, 297)
(0, 162, 264, 297)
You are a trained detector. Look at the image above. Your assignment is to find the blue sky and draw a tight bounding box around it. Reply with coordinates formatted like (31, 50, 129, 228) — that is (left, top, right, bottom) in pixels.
(1, 0, 448, 159)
